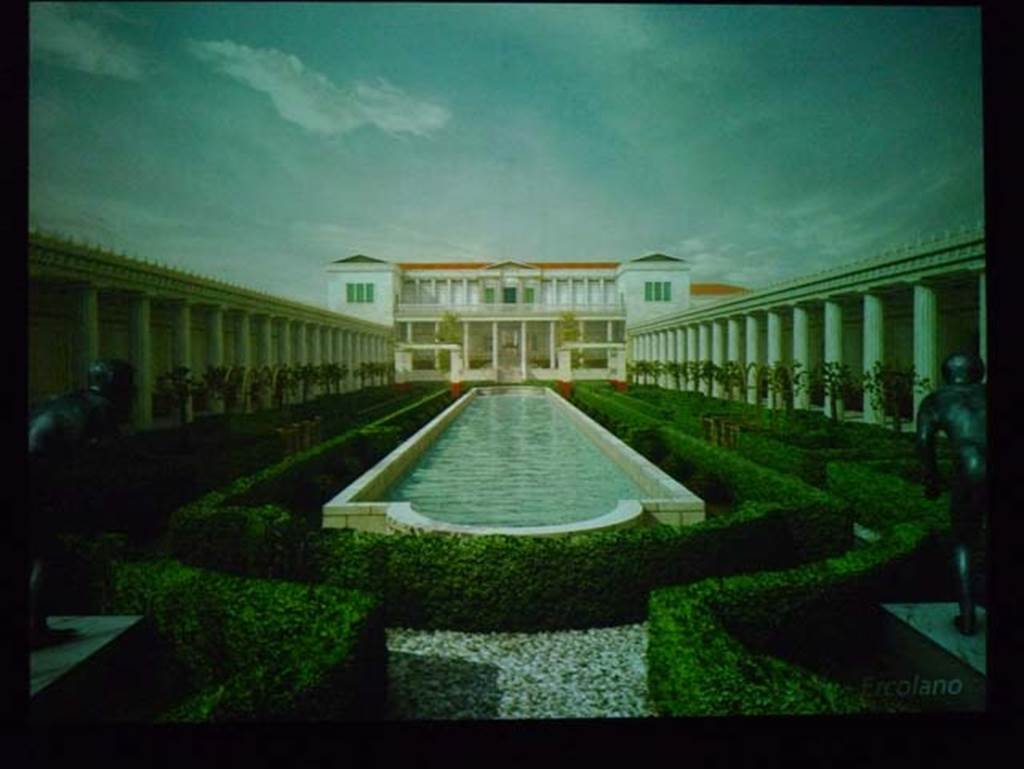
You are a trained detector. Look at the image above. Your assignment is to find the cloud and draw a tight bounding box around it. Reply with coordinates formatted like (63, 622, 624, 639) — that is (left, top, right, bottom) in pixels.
(187, 39, 450, 137)
(30, 2, 145, 80)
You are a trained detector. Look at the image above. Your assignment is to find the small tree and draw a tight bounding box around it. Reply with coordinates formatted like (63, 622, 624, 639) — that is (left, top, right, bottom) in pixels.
(719, 361, 745, 402)
(435, 312, 462, 373)
(155, 366, 203, 427)
(249, 365, 273, 410)
(558, 312, 584, 368)
(862, 361, 933, 433)
(650, 360, 665, 388)
(202, 365, 231, 413)
(699, 361, 717, 397)
(626, 361, 638, 385)
(790, 361, 810, 411)
(666, 361, 683, 390)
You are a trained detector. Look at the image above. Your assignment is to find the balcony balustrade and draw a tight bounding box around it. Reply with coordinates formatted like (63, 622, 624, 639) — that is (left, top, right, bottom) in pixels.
(395, 300, 626, 318)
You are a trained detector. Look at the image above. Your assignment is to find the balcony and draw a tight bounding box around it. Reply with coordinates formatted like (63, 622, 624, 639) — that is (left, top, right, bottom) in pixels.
(395, 301, 626, 319)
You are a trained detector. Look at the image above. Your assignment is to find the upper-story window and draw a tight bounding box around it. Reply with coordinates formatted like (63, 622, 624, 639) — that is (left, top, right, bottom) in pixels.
(524, 287, 536, 304)
(346, 282, 375, 303)
(484, 287, 496, 303)
(644, 281, 671, 302)
(503, 287, 517, 304)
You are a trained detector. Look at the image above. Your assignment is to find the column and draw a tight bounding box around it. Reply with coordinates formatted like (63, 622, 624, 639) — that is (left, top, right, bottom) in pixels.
(447, 278, 453, 306)
(767, 310, 782, 367)
(258, 316, 273, 368)
(75, 284, 100, 389)
(463, 277, 469, 305)
(711, 320, 724, 397)
(727, 318, 740, 400)
(172, 301, 193, 422)
(862, 294, 884, 423)
(793, 305, 810, 410)
(463, 321, 470, 367)
(978, 271, 986, 373)
(686, 326, 698, 391)
(311, 323, 322, 365)
(745, 314, 760, 405)
(128, 293, 152, 429)
(913, 283, 938, 418)
(607, 320, 613, 343)
(235, 311, 252, 411)
(492, 321, 498, 373)
(207, 306, 225, 413)
(295, 321, 307, 366)
(698, 324, 710, 395)
(520, 320, 527, 379)
(279, 319, 292, 366)
(345, 329, 355, 391)
(824, 299, 843, 417)
(332, 328, 342, 374)
(434, 321, 441, 370)
(549, 321, 556, 369)
(583, 277, 590, 306)
(671, 328, 681, 389)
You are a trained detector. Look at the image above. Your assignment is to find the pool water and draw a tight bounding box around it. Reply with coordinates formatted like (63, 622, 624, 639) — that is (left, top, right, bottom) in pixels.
(382, 390, 645, 527)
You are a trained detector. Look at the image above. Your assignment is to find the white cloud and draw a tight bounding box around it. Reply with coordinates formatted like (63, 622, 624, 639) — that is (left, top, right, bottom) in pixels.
(30, 2, 145, 80)
(188, 39, 450, 137)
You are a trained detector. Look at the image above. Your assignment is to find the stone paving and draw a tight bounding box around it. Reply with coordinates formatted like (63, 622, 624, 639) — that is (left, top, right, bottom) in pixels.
(385, 623, 654, 720)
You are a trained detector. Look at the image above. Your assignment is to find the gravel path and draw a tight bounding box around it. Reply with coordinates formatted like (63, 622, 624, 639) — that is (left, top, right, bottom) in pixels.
(385, 623, 654, 720)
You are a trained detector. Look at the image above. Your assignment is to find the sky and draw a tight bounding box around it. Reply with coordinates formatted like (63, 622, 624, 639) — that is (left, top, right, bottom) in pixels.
(29, 3, 985, 308)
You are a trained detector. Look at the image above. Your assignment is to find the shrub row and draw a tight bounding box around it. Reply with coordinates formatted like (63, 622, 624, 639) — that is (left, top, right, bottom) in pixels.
(647, 520, 933, 715)
(106, 559, 385, 722)
(166, 388, 453, 562)
(572, 385, 850, 561)
(308, 501, 801, 631)
(825, 461, 950, 534)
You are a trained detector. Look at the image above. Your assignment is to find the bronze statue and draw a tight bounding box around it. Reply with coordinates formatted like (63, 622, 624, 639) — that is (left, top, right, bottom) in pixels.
(915, 352, 987, 636)
(28, 359, 134, 648)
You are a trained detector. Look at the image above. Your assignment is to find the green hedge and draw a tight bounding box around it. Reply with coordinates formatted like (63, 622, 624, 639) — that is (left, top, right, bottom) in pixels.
(825, 461, 949, 534)
(572, 385, 850, 561)
(167, 388, 452, 552)
(310, 501, 801, 631)
(107, 559, 385, 721)
(647, 521, 933, 715)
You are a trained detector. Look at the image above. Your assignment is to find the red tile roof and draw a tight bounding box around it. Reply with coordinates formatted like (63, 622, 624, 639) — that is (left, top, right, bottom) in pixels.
(691, 283, 750, 295)
(397, 261, 621, 270)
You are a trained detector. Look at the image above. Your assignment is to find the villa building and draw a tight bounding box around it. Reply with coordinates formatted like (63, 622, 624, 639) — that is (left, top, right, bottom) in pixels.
(28, 227, 985, 432)
(326, 253, 745, 383)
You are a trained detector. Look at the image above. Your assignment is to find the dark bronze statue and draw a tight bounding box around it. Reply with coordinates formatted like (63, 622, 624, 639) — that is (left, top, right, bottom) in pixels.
(28, 359, 134, 648)
(915, 352, 987, 636)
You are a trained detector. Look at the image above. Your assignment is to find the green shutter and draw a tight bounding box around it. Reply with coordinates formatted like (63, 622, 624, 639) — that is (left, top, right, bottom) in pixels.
(653, 282, 662, 301)
(356, 284, 365, 302)
(644, 282, 652, 301)
(346, 283, 353, 302)
(525, 287, 535, 304)
(484, 287, 495, 303)
(366, 283, 374, 302)
(663, 282, 671, 301)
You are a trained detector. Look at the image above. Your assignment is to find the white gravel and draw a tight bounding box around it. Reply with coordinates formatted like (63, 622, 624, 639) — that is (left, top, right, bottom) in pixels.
(385, 623, 654, 720)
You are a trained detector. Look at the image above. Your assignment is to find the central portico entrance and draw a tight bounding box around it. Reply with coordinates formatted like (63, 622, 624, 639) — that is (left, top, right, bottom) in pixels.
(497, 323, 523, 382)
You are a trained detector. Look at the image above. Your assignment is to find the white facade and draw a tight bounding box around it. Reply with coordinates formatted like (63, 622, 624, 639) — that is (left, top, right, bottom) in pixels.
(324, 253, 706, 383)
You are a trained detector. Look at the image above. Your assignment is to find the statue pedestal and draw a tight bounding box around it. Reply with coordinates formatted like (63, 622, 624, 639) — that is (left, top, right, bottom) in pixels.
(877, 602, 986, 711)
(31, 615, 154, 721)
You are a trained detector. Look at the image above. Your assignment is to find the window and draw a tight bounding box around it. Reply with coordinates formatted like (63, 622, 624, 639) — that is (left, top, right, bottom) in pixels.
(644, 281, 672, 302)
(346, 282, 375, 303)
(503, 287, 517, 304)
(524, 287, 535, 304)
(484, 287, 495, 303)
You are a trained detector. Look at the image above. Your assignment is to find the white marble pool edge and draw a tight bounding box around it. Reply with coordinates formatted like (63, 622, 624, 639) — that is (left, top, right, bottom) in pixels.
(322, 385, 705, 535)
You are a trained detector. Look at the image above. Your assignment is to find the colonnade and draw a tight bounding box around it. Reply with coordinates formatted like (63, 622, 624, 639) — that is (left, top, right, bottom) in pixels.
(629, 271, 985, 425)
(66, 285, 390, 429)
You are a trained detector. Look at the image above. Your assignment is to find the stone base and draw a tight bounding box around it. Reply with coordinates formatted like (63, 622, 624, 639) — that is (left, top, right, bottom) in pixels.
(875, 603, 986, 711)
(31, 615, 153, 721)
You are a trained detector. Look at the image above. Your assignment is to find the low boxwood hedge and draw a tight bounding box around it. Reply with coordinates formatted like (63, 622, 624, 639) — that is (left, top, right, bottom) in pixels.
(310, 501, 802, 631)
(107, 559, 385, 721)
(647, 520, 934, 715)
(825, 461, 949, 534)
(167, 388, 452, 550)
(572, 386, 850, 561)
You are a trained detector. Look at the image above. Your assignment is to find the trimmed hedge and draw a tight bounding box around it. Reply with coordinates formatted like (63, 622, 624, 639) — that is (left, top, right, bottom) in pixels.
(107, 559, 385, 721)
(647, 521, 933, 715)
(572, 386, 851, 561)
(310, 501, 802, 631)
(825, 461, 949, 534)
(167, 388, 453, 554)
